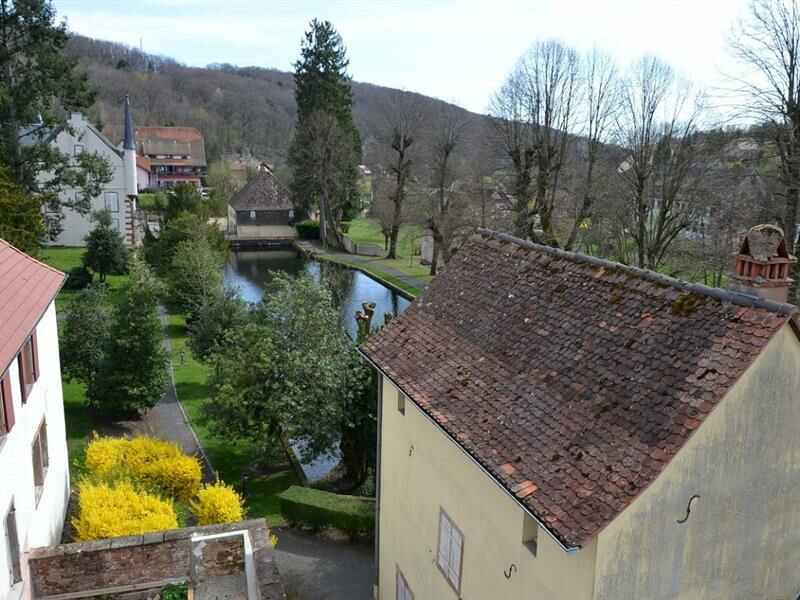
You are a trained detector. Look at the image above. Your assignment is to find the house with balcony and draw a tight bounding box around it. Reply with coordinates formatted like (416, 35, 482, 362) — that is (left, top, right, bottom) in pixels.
(136, 127, 207, 189)
(0, 240, 68, 600)
(362, 226, 800, 600)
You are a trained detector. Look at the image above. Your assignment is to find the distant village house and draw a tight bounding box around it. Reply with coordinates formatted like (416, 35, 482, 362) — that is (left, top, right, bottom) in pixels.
(227, 164, 296, 245)
(136, 126, 207, 189)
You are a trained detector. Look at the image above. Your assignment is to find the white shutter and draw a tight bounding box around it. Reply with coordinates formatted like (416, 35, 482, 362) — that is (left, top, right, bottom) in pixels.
(448, 527, 463, 586)
(438, 513, 451, 572)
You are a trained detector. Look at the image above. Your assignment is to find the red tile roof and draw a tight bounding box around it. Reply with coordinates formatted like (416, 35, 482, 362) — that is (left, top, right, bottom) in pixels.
(362, 230, 797, 549)
(0, 240, 65, 374)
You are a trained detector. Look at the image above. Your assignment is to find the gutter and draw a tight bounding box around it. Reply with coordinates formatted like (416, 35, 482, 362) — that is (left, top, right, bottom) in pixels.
(358, 349, 580, 556)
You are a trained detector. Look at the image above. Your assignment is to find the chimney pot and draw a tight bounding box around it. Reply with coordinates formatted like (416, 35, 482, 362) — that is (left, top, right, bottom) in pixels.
(729, 224, 796, 304)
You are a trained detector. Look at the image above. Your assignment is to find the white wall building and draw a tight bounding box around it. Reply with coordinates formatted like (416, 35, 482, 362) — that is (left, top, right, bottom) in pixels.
(44, 97, 138, 247)
(0, 240, 68, 600)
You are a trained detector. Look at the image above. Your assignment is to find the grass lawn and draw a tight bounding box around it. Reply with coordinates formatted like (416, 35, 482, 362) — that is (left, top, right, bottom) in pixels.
(63, 381, 92, 484)
(165, 313, 299, 527)
(39, 246, 129, 308)
(345, 217, 422, 258)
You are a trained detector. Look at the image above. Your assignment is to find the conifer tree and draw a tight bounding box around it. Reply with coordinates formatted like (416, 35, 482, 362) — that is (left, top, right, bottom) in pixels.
(288, 19, 361, 245)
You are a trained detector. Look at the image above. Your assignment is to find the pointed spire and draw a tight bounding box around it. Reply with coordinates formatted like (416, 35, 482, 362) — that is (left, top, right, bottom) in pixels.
(123, 95, 135, 150)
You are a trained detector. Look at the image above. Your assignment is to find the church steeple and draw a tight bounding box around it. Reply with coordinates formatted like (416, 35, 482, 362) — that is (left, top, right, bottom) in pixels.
(123, 95, 136, 151)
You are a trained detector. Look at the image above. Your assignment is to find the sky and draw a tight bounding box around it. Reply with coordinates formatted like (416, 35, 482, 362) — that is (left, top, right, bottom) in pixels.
(56, 0, 752, 114)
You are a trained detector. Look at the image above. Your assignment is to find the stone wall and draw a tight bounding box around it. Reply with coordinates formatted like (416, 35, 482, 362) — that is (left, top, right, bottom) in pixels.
(27, 519, 285, 600)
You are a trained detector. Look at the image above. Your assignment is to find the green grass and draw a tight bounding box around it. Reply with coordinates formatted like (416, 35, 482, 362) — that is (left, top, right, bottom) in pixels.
(316, 253, 424, 298)
(344, 217, 422, 258)
(39, 246, 130, 308)
(165, 313, 299, 526)
(63, 380, 92, 484)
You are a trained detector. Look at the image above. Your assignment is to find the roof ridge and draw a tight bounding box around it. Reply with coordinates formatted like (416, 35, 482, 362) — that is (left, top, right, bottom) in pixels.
(477, 229, 798, 316)
(0, 239, 65, 279)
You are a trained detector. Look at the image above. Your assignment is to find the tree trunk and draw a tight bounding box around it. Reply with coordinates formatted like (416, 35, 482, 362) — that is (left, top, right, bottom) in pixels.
(430, 237, 440, 276)
(786, 184, 799, 303)
(388, 223, 400, 259)
(339, 426, 367, 490)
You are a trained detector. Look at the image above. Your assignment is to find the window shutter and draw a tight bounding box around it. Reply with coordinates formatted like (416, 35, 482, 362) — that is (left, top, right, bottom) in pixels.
(449, 528, 463, 585)
(18, 358, 26, 404)
(1, 374, 13, 432)
(31, 331, 39, 381)
(41, 422, 49, 467)
(438, 514, 450, 572)
(6, 507, 21, 583)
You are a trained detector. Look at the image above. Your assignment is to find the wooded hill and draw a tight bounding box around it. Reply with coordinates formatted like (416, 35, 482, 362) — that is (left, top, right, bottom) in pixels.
(66, 34, 483, 167)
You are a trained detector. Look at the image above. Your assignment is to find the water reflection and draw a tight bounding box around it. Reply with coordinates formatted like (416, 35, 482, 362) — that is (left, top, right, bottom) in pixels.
(224, 250, 411, 338)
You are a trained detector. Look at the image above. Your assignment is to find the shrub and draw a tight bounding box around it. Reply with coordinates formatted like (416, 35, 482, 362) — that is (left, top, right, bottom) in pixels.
(191, 481, 245, 525)
(295, 219, 320, 240)
(278, 486, 375, 534)
(83, 210, 128, 282)
(85, 435, 202, 501)
(63, 265, 93, 290)
(340, 221, 351, 234)
(72, 480, 177, 541)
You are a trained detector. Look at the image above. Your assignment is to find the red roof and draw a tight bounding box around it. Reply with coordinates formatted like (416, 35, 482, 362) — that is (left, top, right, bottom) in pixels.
(362, 230, 796, 549)
(136, 155, 152, 172)
(136, 126, 203, 142)
(0, 240, 65, 374)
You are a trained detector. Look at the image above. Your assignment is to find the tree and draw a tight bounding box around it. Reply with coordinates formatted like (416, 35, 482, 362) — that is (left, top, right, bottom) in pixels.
(207, 161, 243, 217)
(0, 163, 45, 254)
(564, 49, 619, 251)
(144, 211, 226, 277)
(426, 107, 470, 274)
(88, 256, 167, 415)
(83, 210, 128, 282)
(614, 56, 705, 269)
(164, 182, 203, 223)
(166, 237, 225, 316)
(490, 40, 580, 243)
(381, 92, 425, 258)
(730, 0, 800, 299)
(0, 0, 112, 236)
(61, 285, 110, 385)
(206, 273, 372, 486)
(288, 19, 361, 231)
(292, 111, 359, 249)
(186, 288, 248, 362)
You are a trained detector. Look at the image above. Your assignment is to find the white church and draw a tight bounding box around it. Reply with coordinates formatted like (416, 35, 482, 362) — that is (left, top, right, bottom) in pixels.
(48, 97, 140, 246)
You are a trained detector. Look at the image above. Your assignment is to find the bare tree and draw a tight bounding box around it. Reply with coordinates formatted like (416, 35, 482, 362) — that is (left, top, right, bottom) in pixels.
(369, 171, 395, 250)
(615, 56, 705, 269)
(490, 40, 580, 244)
(729, 0, 800, 298)
(380, 92, 426, 258)
(564, 49, 619, 250)
(490, 67, 535, 238)
(425, 107, 471, 274)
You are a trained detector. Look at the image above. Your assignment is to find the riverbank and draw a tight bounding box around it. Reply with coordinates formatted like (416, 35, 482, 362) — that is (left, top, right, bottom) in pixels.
(295, 240, 429, 298)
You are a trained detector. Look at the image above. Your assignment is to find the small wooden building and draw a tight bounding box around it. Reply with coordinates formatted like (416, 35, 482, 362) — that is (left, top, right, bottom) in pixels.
(227, 165, 296, 246)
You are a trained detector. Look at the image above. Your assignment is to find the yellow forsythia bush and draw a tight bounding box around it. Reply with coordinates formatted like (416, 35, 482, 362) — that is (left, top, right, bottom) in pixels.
(72, 480, 178, 541)
(191, 481, 245, 526)
(85, 435, 202, 501)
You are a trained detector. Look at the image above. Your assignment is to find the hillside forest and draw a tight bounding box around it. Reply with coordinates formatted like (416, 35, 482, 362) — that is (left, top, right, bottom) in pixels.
(64, 1, 798, 289)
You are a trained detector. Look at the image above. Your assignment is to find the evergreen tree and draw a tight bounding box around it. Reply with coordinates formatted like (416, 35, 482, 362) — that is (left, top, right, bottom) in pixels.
(61, 285, 111, 385)
(88, 256, 167, 415)
(288, 19, 361, 238)
(0, 163, 45, 254)
(0, 0, 112, 240)
(83, 210, 128, 282)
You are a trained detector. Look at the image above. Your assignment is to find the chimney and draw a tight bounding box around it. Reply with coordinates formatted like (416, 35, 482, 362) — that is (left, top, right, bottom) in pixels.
(729, 224, 797, 303)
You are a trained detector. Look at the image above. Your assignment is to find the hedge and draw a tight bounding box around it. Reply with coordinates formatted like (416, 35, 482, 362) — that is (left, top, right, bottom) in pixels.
(295, 220, 320, 240)
(278, 486, 375, 534)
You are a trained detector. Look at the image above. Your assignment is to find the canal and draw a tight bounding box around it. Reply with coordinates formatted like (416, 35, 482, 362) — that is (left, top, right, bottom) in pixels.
(223, 249, 411, 483)
(224, 249, 411, 338)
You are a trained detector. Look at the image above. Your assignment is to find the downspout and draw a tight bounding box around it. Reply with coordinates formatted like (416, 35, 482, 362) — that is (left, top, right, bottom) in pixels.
(373, 373, 383, 599)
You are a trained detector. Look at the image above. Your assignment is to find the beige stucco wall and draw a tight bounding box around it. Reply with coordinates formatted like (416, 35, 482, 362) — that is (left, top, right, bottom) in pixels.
(378, 377, 597, 600)
(593, 323, 800, 600)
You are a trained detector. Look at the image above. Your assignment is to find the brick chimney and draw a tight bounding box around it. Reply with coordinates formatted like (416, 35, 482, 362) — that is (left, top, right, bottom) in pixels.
(729, 224, 797, 303)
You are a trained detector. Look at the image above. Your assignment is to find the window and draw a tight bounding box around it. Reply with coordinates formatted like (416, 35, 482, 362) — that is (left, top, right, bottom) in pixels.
(397, 391, 406, 415)
(0, 371, 13, 435)
(73, 143, 84, 156)
(437, 510, 463, 593)
(18, 333, 39, 404)
(104, 191, 119, 213)
(523, 514, 538, 556)
(396, 567, 414, 600)
(4, 504, 21, 585)
(249, 210, 257, 220)
(32, 421, 49, 505)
